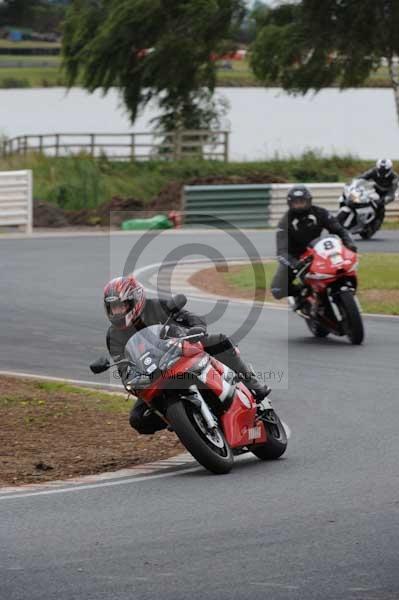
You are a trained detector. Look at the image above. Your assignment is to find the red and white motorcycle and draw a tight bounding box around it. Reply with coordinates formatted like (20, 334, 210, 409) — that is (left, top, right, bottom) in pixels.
(91, 295, 287, 475)
(294, 235, 364, 345)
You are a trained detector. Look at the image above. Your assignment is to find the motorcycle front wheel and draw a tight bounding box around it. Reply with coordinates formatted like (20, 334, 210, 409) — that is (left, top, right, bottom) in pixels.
(359, 228, 374, 240)
(166, 400, 233, 474)
(336, 210, 349, 227)
(251, 410, 287, 460)
(338, 290, 364, 345)
(306, 318, 330, 338)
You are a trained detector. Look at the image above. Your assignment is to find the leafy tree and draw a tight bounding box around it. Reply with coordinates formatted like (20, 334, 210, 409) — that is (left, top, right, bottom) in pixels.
(0, 0, 67, 33)
(0, 0, 38, 27)
(62, 0, 245, 132)
(251, 0, 399, 124)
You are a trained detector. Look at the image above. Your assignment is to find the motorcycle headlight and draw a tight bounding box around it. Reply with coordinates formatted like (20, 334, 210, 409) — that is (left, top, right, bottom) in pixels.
(306, 272, 332, 280)
(349, 191, 361, 204)
(189, 355, 210, 375)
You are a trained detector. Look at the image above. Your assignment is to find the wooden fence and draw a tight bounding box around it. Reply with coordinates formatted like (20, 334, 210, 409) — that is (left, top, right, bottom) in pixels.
(1, 130, 229, 161)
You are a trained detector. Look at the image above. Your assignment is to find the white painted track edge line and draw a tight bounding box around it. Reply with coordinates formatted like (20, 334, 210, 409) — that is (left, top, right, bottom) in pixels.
(0, 370, 124, 391)
(0, 467, 201, 500)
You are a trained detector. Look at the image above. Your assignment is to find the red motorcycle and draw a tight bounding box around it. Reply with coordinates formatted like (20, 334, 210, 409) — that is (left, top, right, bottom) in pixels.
(91, 295, 287, 475)
(294, 235, 364, 345)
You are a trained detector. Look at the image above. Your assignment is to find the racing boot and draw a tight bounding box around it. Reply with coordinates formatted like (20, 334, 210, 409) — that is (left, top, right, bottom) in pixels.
(227, 354, 271, 403)
(206, 335, 271, 403)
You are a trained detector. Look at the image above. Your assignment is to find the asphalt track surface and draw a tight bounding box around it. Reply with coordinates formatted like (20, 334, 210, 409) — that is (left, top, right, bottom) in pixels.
(1, 230, 399, 600)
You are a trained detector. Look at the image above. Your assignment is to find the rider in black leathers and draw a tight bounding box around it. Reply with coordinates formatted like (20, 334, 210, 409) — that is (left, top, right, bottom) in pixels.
(359, 158, 398, 208)
(271, 185, 356, 308)
(104, 276, 270, 434)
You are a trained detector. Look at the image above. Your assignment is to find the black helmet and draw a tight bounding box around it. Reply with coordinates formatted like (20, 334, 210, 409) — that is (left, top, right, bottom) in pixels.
(376, 158, 393, 178)
(287, 185, 313, 215)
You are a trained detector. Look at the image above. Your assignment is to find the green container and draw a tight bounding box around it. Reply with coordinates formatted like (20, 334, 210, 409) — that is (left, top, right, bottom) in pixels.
(121, 214, 173, 231)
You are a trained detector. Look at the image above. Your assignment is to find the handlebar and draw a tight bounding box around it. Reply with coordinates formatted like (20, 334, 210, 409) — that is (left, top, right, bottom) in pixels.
(295, 257, 312, 278)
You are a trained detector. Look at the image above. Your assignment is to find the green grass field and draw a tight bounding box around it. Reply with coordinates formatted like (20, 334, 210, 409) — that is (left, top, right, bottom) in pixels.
(0, 54, 395, 88)
(0, 40, 60, 49)
(0, 66, 63, 88)
(225, 254, 399, 315)
(0, 55, 60, 66)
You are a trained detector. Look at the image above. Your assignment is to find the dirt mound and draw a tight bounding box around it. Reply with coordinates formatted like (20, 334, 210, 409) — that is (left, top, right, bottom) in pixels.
(152, 181, 182, 212)
(69, 196, 146, 227)
(34, 200, 69, 228)
(187, 173, 288, 186)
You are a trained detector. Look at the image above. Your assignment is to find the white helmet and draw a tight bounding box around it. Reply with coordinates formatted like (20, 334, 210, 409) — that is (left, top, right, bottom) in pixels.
(376, 158, 393, 178)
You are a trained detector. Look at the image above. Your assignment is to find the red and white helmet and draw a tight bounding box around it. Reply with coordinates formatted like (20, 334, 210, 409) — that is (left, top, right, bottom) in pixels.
(103, 275, 145, 330)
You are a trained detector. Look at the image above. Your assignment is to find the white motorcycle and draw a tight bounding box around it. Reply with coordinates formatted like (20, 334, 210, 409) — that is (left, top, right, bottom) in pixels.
(337, 178, 387, 239)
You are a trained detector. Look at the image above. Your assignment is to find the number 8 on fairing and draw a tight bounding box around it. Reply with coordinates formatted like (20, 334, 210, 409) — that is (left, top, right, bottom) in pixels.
(323, 240, 334, 250)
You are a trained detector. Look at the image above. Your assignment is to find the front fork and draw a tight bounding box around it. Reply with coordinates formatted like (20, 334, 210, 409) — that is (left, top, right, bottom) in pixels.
(328, 285, 360, 323)
(185, 385, 218, 430)
(143, 385, 218, 432)
(327, 289, 343, 322)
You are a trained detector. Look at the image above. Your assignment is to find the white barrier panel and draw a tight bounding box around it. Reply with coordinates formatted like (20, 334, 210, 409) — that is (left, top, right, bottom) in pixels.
(269, 183, 399, 226)
(0, 170, 32, 234)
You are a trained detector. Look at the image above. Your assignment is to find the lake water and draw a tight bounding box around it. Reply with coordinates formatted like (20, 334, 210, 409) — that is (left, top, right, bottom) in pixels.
(2, 87, 399, 160)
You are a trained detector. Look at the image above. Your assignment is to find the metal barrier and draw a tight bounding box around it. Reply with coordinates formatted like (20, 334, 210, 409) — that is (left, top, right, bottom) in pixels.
(183, 184, 272, 228)
(0, 170, 33, 234)
(183, 182, 399, 228)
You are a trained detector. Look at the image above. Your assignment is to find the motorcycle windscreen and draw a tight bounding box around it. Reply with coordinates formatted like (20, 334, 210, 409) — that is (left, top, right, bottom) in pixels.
(124, 324, 178, 376)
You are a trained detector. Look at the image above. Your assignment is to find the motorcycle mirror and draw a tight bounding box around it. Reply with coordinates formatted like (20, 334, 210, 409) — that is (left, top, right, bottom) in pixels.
(166, 293, 187, 314)
(90, 357, 111, 374)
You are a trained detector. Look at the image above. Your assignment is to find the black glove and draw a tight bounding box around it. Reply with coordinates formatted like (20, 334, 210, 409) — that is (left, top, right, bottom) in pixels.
(292, 257, 311, 275)
(186, 326, 206, 342)
(291, 258, 301, 273)
(160, 324, 184, 339)
(345, 242, 358, 253)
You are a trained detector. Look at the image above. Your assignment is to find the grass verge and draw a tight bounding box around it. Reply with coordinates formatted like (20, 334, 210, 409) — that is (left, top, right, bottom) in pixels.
(224, 253, 399, 315)
(382, 220, 399, 230)
(0, 376, 182, 486)
(0, 153, 381, 212)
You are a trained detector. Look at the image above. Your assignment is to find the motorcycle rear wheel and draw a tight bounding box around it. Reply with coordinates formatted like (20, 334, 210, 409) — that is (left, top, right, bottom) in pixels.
(339, 290, 364, 345)
(360, 210, 384, 239)
(251, 410, 287, 461)
(166, 400, 233, 474)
